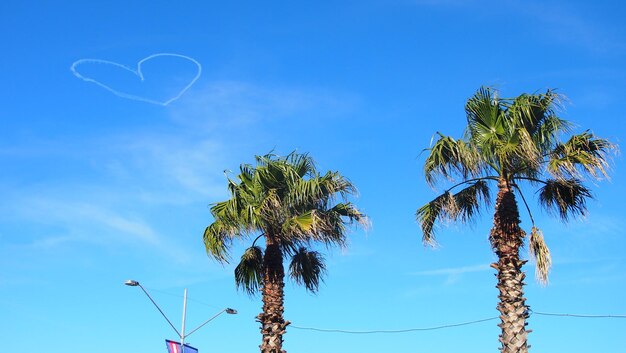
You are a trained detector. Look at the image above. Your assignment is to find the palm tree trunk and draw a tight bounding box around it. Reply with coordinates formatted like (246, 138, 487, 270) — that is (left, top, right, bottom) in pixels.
(490, 179, 529, 353)
(257, 238, 289, 353)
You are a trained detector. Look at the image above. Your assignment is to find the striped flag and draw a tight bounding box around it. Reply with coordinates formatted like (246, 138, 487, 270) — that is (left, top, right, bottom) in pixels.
(165, 339, 198, 353)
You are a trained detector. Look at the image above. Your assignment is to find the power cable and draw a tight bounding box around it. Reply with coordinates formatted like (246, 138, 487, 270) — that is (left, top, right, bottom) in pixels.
(290, 310, 626, 335)
(290, 317, 498, 334)
(530, 309, 626, 319)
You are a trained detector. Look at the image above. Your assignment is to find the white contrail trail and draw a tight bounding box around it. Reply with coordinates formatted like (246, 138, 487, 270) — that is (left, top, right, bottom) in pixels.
(70, 53, 202, 106)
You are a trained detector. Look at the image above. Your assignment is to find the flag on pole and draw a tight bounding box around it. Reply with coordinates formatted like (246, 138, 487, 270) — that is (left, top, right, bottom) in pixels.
(165, 339, 199, 353)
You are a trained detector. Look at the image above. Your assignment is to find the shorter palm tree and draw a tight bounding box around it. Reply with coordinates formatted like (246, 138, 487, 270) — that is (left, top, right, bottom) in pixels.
(416, 87, 615, 353)
(204, 152, 367, 353)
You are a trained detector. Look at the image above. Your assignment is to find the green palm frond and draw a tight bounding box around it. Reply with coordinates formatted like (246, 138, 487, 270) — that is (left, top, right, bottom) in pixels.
(259, 189, 282, 221)
(507, 90, 564, 138)
(464, 87, 505, 156)
(416, 191, 456, 245)
(282, 211, 314, 237)
(288, 171, 355, 208)
(416, 180, 491, 245)
(210, 184, 262, 234)
(289, 247, 327, 293)
(548, 131, 616, 180)
(308, 207, 348, 246)
(452, 180, 491, 223)
(538, 178, 592, 221)
(424, 133, 481, 186)
(286, 151, 316, 178)
(416, 198, 443, 245)
(465, 87, 501, 137)
(531, 114, 572, 152)
(307, 202, 367, 247)
(328, 202, 367, 225)
(239, 163, 255, 185)
(529, 226, 552, 285)
(511, 127, 541, 172)
(203, 222, 234, 263)
(234, 246, 264, 295)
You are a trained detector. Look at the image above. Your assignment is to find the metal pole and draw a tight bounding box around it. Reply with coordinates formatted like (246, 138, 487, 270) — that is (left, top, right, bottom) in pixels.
(181, 288, 187, 353)
(137, 284, 181, 337)
(184, 309, 226, 338)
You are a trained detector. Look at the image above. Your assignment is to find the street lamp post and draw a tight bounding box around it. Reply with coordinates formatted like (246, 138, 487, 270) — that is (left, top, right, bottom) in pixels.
(125, 279, 236, 353)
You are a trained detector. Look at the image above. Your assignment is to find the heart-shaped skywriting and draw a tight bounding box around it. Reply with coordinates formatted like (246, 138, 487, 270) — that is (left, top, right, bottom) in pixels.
(70, 53, 202, 106)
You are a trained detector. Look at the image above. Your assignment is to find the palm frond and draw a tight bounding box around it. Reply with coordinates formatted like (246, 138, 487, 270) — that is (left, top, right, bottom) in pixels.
(239, 163, 256, 185)
(210, 188, 261, 234)
(203, 222, 233, 263)
(416, 180, 491, 246)
(507, 90, 565, 138)
(529, 226, 552, 286)
(423, 133, 481, 186)
(464, 87, 505, 156)
(532, 114, 572, 153)
(510, 127, 541, 172)
(288, 171, 356, 208)
(452, 180, 491, 222)
(259, 189, 282, 222)
(416, 191, 456, 245)
(282, 211, 315, 237)
(416, 198, 443, 246)
(314, 202, 368, 245)
(289, 247, 326, 293)
(234, 246, 264, 295)
(286, 151, 316, 178)
(538, 179, 593, 221)
(328, 202, 368, 225)
(548, 131, 616, 180)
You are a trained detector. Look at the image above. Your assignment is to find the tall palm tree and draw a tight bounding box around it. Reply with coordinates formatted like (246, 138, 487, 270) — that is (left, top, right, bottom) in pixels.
(416, 87, 615, 353)
(204, 152, 367, 353)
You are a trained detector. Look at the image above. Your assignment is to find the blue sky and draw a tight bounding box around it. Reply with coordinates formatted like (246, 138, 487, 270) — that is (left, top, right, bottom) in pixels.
(1, 1, 625, 352)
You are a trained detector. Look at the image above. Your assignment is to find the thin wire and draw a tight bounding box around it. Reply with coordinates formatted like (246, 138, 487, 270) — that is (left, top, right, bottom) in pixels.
(290, 310, 626, 335)
(143, 286, 222, 310)
(530, 309, 626, 319)
(290, 317, 498, 334)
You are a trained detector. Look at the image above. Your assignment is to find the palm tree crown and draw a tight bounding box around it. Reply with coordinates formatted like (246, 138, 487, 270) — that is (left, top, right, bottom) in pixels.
(417, 87, 614, 282)
(204, 152, 366, 353)
(205, 152, 366, 291)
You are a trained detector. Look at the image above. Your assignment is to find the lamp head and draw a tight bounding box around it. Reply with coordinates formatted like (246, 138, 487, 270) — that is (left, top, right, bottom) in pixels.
(225, 308, 237, 315)
(124, 280, 139, 287)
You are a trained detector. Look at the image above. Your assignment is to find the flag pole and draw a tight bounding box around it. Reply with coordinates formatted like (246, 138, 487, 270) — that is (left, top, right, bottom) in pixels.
(181, 288, 187, 353)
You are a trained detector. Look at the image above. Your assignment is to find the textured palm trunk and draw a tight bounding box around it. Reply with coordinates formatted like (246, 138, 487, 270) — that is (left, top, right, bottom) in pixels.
(490, 179, 529, 353)
(257, 238, 289, 353)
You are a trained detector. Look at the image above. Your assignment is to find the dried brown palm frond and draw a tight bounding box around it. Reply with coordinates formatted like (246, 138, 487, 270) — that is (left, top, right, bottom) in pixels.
(529, 226, 552, 286)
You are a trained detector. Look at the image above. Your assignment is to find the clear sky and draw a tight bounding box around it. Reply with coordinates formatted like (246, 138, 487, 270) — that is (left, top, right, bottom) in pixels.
(1, 1, 625, 352)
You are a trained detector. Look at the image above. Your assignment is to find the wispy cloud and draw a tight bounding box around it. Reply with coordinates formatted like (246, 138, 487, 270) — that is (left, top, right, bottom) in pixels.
(110, 133, 228, 199)
(0, 131, 229, 265)
(414, 0, 473, 6)
(514, 1, 625, 54)
(170, 80, 359, 130)
(412, 264, 493, 286)
(413, 263, 491, 276)
(10, 196, 161, 246)
(412, 0, 625, 54)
